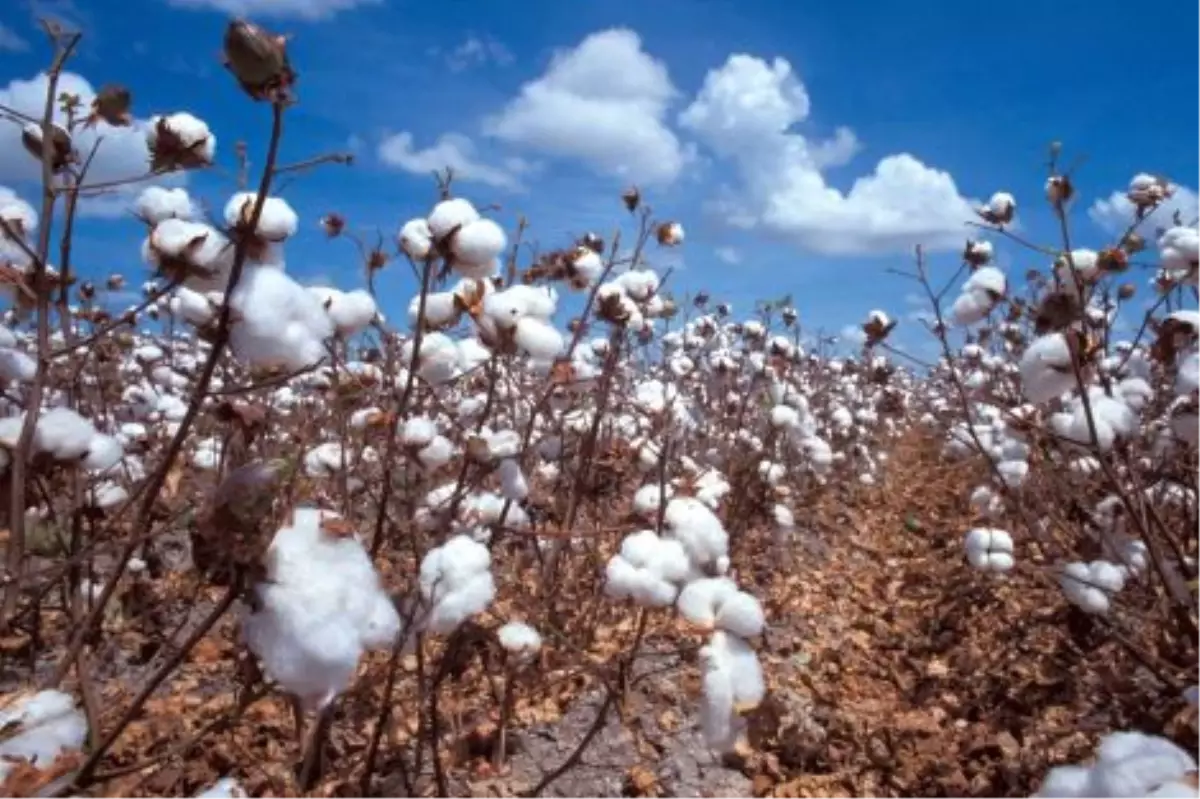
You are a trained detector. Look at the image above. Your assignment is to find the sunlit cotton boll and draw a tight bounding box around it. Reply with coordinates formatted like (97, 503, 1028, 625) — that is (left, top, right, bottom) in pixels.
(419, 535, 495, 634)
(0, 689, 88, 783)
(242, 508, 401, 710)
(399, 218, 433, 260)
(428, 197, 480, 241)
(134, 186, 196, 224)
(223, 192, 298, 242)
(963, 528, 1015, 573)
(229, 267, 334, 370)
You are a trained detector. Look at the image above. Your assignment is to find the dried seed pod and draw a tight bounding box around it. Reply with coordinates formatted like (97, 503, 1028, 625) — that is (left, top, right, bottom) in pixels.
(222, 19, 296, 103)
(88, 84, 133, 127)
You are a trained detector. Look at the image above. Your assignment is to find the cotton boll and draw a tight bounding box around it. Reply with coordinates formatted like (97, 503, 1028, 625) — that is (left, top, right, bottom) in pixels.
(401, 416, 438, 448)
(82, 433, 124, 472)
(0, 690, 88, 783)
(451, 218, 506, 270)
(195, 778, 248, 798)
(416, 435, 455, 471)
(399, 218, 433, 260)
(144, 219, 236, 291)
(632, 483, 672, 519)
(1060, 560, 1125, 615)
(229, 268, 334, 370)
(663, 497, 729, 569)
(1020, 333, 1077, 404)
(33, 407, 98, 460)
(677, 577, 739, 629)
(134, 186, 196, 224)
(428, 198, 480, 240)
(244, 509, 401, 709)
(497, 621, 542, 663)
(951, 290, 991, 326)
(147, 112, 216, 167)
(319, 289, 377, 336)
(498, 458, 528, 501)
(419, 535, 495, 634)
(408, 290, 461, 330)
(699, 631, 764, 752)
(0, 348, 36, 382)
(513, 317, 564, 360)
(223, 192, 298, 241)
(964, 528, 1015, 573)
(1036, 731, 1199, 798)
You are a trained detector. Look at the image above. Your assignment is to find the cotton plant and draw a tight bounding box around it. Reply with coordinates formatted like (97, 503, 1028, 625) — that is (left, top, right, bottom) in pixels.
(1059, 560, 1126, 616)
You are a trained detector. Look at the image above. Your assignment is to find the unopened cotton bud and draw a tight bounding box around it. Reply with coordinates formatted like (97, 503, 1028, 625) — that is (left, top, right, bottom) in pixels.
(656, 221, 684, 247)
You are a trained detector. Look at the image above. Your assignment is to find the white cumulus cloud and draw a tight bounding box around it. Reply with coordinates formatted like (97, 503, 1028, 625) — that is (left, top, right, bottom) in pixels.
(378, 132, 527, 191)
(678, 54, 977, 255)
(714, 246, 742, 265)
(165, 0, 379, 18)
(483, 28, 689, 186)
(0, 72, 183, 219)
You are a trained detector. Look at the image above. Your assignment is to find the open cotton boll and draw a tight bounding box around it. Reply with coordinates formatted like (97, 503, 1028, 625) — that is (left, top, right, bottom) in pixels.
(497, 621, 542, 663)
(428, 197, 480, 240)
(147, 112, 216, 166)
(134, 186, 196, 224)
(1060, 560, 1125, 615)
(312, 288, 377, 336)
(409, 290, 462, 331)
(168, 286, 217, 326)
(304, 441, 346, 477)
(144, 219, 235, 290)
(451, 218, 507, 268)
(229, 268, 334, 370)
(498, 458, 528, 501)
(963, 528, 1015, 573)
(401, 416, 438, 448)
(195, 778, 248, 798)
(0, 348, 36, 382)
(514, 317, 564, 360)
(663, 497, 729, 569)
(1054, 249, 1102, 292)
(699, 631, 765, 752)
(399, 218, 433, 260)
(0, 689, 88, 783)
(1035, 731, 1198, 798)
(632, 483, 673, 519)
(0, 188, 37, 240)
(223, 192, 298, 241)
(401, 332, 463, 384)
(951, 290, 991, 326)
(419, 535, 496, 634)
(677, 578, 765, 637)
(33, 407, 98, 460)
(605, 531, 693, 607)
(82, 433, 124, 472)
(1019, 333, 1077, 404)
(244, 508, 400, 710)
(616, 269, 659, 302)
(416, 435, 455, 471)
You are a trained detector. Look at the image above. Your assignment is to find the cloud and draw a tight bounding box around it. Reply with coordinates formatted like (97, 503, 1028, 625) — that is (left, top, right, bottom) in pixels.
(714, 246, 741, 265)
(0, 23, 29, 53)
(164, 0, 379, 19)
(378, 132, 527, 191)
(1088, 184, 1199, 236)
(442, 34, 514, 72)
(0, 72, 183, 219)
(678, 54, 977, 255)
(483, 28, 688, 186)
(838, 323, 867, 346)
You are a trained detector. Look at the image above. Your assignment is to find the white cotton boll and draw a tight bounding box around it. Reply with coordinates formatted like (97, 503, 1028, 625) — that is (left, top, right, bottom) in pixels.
(428, 198, 480, 240)
(995, 459, 1029, 488)
(408, 290, 461, 330)
(1020, 333, 1077, 404)
(417, 435, 455, 471)
(223, 192, 298, 241)
(677, 577, 739, 629)
(484, 285, 558, 326)
(1035, 765, 1093, 797)
(567, 248, 604, 289)
(319, 289, 377, 336)
(0, 348, 36, 382)
(1159, 226, 1199, 279)
(1060, 560, 1125, 615)
(497, 458, 528, 501)
(965, 266, 1007, 298)
(663, 497, 729, 569)
(964, 528, 1015, 573)
(716, 592, 766, 638)
(33, 407, 98, 460)
(699, 647, 740, 753)
(497, 621, 542, 663)
(147, 112, 216, 165)
(616, 269, 659, 302)
(969, 485, 1004, 518)
(144, 219, 236, 290)
(88, 480, 129, 509)
(451, 218, 507, 269)
(195, 778, 248, 798)
(1037, 731, 1199, 798)
(632, 483, 672, 519)
(399, 218, 433, 260)
(304, 442, 345, 477)
(82, 434, 124, 472)
(243, 508, 401, 709)
(419, 535, 495, 634)
(401, 416, 438, 448)
(457, 337, 491, 372)
(1055, 249, 1101, 290)
(0, 689, 88, 783)
(951, 290, 991, 326)
(513, 317, 564, 360)
(1176, 352, 1199, 396)
(134, 186, 196, 224)
(168, 286, 217, 326)
(229, 268, 334, 371)
(402, 332, 463, 384)
(770, 404, 800, 429)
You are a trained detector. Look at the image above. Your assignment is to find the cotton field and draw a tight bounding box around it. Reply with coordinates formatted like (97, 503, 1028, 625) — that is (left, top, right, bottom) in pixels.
(0, 17, 1196, 799)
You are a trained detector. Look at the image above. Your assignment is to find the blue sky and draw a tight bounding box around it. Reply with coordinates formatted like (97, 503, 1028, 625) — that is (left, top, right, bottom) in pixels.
(0, 0, 1196, 354)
